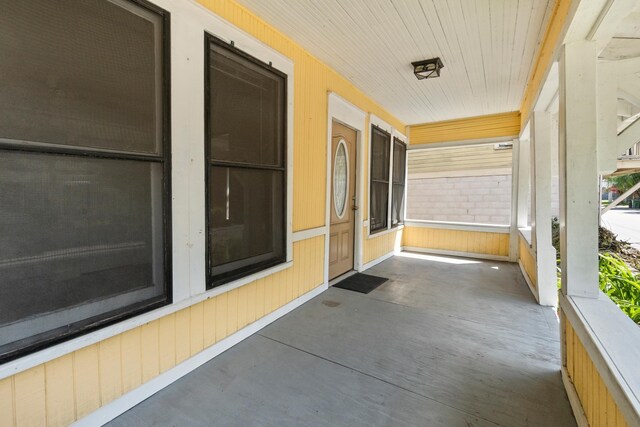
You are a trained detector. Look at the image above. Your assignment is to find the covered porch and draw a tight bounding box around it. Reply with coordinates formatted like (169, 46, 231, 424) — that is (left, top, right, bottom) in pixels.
(108, 253, 574, 427)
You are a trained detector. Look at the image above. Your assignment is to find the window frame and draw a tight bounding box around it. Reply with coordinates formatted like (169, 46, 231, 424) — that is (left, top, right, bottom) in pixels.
(369, 125, 392, 234)
(0, 0, 173, 364)
(391, 137, 407, 228)
(204, 34, 288, 289)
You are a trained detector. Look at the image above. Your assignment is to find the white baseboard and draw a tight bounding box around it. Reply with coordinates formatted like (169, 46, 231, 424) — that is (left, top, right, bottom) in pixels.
(561, 366, 589, 427)
(73, 283, 328, 427)
(360, 251, 395, 271)
(518, 259, 540, 302)
(401, 246, 510, 262)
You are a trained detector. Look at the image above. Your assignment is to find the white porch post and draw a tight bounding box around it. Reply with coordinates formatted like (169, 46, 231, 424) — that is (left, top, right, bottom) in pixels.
(558, 40, 600, 298)
(531, 111, 557, 306)
(509, 138, 520, 262)
(517, 138, 530, 229)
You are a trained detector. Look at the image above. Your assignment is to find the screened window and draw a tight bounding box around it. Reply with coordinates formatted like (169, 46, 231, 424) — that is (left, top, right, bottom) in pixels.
(0, 0, 170, 362)
(206, 35, 286, 288)
(391, 138, 407, 227)
(370, 126, 391, 233)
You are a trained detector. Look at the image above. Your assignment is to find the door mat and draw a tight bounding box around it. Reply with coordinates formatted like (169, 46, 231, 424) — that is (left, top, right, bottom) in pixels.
(333, 273, 388, 294)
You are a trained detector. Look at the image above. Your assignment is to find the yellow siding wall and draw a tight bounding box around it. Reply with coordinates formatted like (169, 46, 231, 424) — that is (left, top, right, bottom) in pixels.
(564, 316, 629, 427)
(402, 226, 509, 257)
(0, 236, 324, 427)
(408, 112, 521, 146)
(363, 229, 400, 264)
(518, 235, 537, 288)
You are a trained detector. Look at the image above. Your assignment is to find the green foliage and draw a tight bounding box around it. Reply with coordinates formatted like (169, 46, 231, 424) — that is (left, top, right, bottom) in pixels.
(606, 173, 640, 194)
(599, 252, 640, 324)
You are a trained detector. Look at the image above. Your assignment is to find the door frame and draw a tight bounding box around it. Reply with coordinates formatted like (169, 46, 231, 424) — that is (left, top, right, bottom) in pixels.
(325, 92, 366, 285)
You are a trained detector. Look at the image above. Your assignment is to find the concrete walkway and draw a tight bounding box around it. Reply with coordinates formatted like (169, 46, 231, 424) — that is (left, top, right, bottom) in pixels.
(602, 206, 640, 250)
(109, 253, 576, 427)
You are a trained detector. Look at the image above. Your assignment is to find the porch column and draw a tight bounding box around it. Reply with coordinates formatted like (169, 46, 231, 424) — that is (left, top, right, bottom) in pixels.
(558, 40, 600, 298)
(531, 111, 557, 306)
(516, 138, 530, 229)
(509, 138, 520, 262)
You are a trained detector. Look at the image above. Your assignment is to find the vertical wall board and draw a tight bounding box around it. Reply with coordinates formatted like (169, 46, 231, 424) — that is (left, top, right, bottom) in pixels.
(158, 313, 177, 373)
(215, 293, 228, 341)
(227, 288, 239, 335)
(73, 345, 101, 419)
(256, 279, 266, 319)
(45, 354, 76, 427)
(120, 328, 142, 393)
(14, 365, 46, 427)
(203, 297, 217, 348)
(190, 303, 205, 356)
(237, 285, 249, 329)
(141, 321, 160, 382)
(0, 376, 14, 427)
(175, 308, 191, 364)
(98, 336, 123, 405)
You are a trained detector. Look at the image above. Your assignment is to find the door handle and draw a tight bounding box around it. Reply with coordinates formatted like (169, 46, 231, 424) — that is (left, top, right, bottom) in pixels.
(352, 205, 358, 211)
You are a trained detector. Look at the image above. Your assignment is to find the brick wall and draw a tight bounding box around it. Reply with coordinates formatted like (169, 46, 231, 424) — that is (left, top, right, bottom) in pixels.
(406, 174, 512, 224)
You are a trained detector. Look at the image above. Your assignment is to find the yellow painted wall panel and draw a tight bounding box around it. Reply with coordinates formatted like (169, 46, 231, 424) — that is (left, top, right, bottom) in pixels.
(564, 314, 630, 427)
(203, 297, 217, 348)
(518, 236, 537, 288)
(408, 112, 521, 145)
(73, 345, 101, 419)
(175, 308, 191, 364)
(120, 328, 142, 393)
(227, 288, 239, 335)
(141, 321, 160, 382)
(190, 302, 205, 356)
(158, 314, 177, 373)
(14, 366, 46, 427)
(215, 293, 228, 342)
(0, 376, 14, 427)
(256, 279, 266, 319)
(402, 226, 509, 258)
(45, 354, 75, 427)
(98, 336, 122, 405)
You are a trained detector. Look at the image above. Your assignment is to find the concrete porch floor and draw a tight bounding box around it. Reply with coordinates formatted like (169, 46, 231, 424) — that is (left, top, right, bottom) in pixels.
(109, 253, 576, 427)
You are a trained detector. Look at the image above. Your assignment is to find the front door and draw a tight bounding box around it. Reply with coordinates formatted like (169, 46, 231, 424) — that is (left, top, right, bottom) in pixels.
(329, 121, 357, 280)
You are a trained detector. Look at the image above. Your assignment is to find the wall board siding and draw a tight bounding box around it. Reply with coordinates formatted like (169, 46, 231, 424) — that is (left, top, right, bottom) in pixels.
(565, 316, 629, 427)
(402, 226, 509, 257)
(519, 235, 537, 288)
(363, 228, 400, 264)
(1, 236, 324, 426)
(408, 111, 521, 145)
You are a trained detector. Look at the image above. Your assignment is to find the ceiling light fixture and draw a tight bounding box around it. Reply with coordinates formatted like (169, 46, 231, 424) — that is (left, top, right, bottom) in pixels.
(411, 57, 444, 80)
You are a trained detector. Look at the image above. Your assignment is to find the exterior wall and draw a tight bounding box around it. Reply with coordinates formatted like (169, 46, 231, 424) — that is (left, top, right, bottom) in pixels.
(0, 237, 324, 426)
(408, 111, 520, 145)
(0, 0, 406, 424)
(402, 226, 509, 257)
(363, 229, 401, 264)
(518, 235, 537, 289)
(407, 174, 512, 224)
(564, 317, 629, 427)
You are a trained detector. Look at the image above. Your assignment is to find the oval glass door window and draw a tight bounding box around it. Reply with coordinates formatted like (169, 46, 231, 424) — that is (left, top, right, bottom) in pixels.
(334, 140, 348, 218)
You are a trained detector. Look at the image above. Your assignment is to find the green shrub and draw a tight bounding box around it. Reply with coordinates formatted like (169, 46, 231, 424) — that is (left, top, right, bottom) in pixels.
(599, 252, 640, 324)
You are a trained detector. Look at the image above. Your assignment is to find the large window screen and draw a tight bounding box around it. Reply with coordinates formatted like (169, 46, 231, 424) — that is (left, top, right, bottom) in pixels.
(206, 36, 286, 287)
(370, 126, 391, 233)
(0, 0, 170, 361)
(391, 138, 407, 227)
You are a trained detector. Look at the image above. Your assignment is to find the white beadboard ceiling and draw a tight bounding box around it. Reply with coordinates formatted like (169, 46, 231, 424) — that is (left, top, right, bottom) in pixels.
(235, 0, 554, 125)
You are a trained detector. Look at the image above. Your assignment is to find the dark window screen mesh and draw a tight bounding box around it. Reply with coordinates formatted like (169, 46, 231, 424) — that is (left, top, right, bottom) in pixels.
(392, 139, 406, 226)
(207, 38, 286, 287)
(0, 0, 162, 154)
(0, 0, 168, 361)
(370, 127, 391, 232)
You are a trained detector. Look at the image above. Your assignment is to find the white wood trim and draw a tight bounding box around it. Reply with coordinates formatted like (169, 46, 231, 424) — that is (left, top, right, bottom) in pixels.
(518, 259, 539, 303)
(360, 251, 395, 271)
(72, 283, 328, 427)
(509, 138, 520, 262)
(292, 226, 326, 242)
(402, 247, 510, 262)
(404, 220, 509, 234)
(326, 92, 367, 285)
(561, 367, 589, 427)
(408, 135, 516, 151)
(618, 117, 640, 154)
(367, 225, 404, 239)
(519, 227, 533, 246)
(560, 293, 640, 426)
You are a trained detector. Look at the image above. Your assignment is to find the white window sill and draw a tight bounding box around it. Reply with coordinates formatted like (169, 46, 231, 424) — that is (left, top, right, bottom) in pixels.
(367, 224, 404, 239)
(518, 227, 532, 245)
(405, 219, 510, 234)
